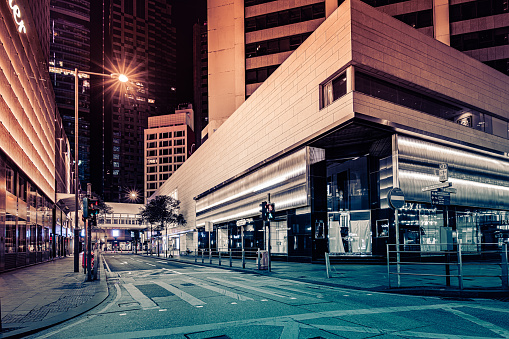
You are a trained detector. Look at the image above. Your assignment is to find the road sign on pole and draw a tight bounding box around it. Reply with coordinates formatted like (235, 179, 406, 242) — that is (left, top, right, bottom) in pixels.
(439, 163, 448, 182)
(431, 191, 451, 205)
(422, 182, 452, 192)
(388, 188, 405, 209)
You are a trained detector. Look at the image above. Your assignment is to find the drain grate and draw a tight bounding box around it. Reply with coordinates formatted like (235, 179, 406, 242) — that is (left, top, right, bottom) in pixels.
(204, 336, 231, 339)
(180, 283, 194, 286)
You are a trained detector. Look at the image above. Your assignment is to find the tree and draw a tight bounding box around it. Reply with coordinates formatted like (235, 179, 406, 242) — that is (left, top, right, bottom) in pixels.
(139, 195, 186, 257)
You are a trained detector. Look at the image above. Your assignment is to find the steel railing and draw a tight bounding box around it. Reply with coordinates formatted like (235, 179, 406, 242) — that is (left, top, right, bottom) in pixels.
(387, 242, 509, 290)
(194, 248, 270, 270)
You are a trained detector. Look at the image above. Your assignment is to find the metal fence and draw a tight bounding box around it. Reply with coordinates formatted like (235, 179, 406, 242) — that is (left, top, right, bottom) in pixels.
(387, 242, 509, 290)
(194, 249, 270, 271)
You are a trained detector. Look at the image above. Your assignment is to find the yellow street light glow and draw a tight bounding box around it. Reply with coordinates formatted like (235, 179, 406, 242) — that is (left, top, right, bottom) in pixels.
(118, 74, 128, 83)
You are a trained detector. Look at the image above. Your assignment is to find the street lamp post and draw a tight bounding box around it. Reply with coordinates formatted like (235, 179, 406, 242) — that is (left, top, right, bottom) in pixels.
(73, 68, 128, 273)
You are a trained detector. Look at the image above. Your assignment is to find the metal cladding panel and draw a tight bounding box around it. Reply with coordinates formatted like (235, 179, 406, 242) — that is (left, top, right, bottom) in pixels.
(196, 147, 324, 225)
(397, 136, 509, 210)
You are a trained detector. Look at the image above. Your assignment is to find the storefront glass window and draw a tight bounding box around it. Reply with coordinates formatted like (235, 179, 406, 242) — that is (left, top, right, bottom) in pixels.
(5, 214, 16, 253)
(270, 220, 288, 255)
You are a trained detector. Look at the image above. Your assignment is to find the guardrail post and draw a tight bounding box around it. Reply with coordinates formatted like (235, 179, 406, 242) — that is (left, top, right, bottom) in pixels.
(502, 242, 508, 289)
(242, 249, 245, 269)
(457, 241, 463, 290)
(387, 244, 391, 289)
(229, 249, 232, 267)
(445, 252, 451, 287)
(257, 248, 261, 270)
(219, 250, 222, 266)
(396, 243, 401, 288)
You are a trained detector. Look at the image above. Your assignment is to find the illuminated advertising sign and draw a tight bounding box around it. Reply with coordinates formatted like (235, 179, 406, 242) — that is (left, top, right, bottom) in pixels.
(8, 0, 26, 33)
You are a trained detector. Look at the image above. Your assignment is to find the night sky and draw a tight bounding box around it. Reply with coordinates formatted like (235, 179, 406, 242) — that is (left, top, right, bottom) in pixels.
(173, 0, 207, 107)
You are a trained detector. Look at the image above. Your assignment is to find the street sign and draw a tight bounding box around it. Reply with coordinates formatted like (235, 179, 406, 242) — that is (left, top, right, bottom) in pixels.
(431, 191, 450, 205)
(205, 221, 213, 232)
(421, 182, 452, 192)
(439, 163, 448, 182)
(442, 187, 457, 194)
(388, 188, 405, 209)
(236, 219, 246, 226)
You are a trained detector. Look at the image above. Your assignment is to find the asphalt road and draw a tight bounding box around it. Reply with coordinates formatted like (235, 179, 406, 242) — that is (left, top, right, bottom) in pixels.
(29, 253, 509, 339)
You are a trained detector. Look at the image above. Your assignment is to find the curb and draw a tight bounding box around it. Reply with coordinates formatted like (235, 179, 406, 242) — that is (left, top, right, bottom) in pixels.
(136, 253, 509, 300)
(0, 255, 110, 339)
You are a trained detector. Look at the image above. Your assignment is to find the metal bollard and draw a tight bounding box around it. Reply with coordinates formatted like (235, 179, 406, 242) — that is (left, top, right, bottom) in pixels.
(257, 248, 261, 270)
(502, 242, 508, 289)
(201, 249, 204, 264)
(457, 242, 463, 290)
(229, 249, 232, 267)
(219, 251, 222, 266)
(209, 249, 212, 265)
(242, 249, 245, 269)
(195, 249, 197, 263)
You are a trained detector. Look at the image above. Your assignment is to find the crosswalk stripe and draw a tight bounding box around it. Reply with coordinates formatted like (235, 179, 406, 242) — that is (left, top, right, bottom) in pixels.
(207, 277, 291, 298)
(123, 283, 158, 309)
(152, 281, 206, 306)
(184, 277, 253, 301)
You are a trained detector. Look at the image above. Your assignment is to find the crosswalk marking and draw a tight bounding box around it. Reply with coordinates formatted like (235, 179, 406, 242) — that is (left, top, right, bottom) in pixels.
(151, 281, 206, 307)
(123, 283, 158, 309)
(207, 277, 291, 298)
(183, 277, 253, 301)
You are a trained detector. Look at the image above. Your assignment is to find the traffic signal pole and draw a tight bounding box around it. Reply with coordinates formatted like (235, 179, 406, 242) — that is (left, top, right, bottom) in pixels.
(267, 194, 271, 272)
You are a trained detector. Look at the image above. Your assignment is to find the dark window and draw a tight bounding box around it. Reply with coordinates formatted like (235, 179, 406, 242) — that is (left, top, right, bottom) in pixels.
(136, 0, 145, 19)
(245, 2, 326, 32)
(355, 72, 466, 122)
(450, 0, 509, 23)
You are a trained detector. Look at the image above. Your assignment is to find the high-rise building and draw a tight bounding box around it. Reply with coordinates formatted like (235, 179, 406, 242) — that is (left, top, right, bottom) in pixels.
(90, 0, 177, 202)
(49, 0, 91, 185)
(144, 105, 195, 202)
(207, 0, 509, 136)
(193, 22, 209, 146)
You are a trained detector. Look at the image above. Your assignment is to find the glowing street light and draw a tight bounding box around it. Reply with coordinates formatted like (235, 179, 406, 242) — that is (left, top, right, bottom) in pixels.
(73, 68, 128, 273)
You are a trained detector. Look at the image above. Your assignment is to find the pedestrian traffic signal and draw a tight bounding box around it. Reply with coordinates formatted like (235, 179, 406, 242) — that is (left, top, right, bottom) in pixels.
(260, 201, 267, 221)
(267, 203, 275, 220)
(83, 197, 89, 218)
(88, 199, 99, 217)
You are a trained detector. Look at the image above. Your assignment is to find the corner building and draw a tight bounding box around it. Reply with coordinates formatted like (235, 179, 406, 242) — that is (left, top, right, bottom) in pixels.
(154, 0, 509, 262)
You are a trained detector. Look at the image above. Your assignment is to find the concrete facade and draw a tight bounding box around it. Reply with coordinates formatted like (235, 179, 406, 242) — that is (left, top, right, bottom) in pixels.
(156, 0, 509, 259)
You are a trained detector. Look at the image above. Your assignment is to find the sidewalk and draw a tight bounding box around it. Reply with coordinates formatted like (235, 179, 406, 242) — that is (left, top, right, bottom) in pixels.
(141, 252, 509, 299)
(0, 256, 108, 338)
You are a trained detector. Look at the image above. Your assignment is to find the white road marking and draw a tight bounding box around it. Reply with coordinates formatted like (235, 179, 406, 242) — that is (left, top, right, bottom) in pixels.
(86, 303, 486, 339)
(446, 307, 509, 338)
(123, 283, 158, 309)
(207, 277, 291, 298)
(151, 280, 206, 306)
(183, 277, 253, 301)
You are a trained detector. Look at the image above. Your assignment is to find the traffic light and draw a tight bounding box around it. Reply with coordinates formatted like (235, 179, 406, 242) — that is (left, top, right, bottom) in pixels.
(260, 201, 267, 221)
(88, 199, 99, 217)
(267, 203, 275, 220)
(83, 197, 89, 218)
(91, 214, 97, 226)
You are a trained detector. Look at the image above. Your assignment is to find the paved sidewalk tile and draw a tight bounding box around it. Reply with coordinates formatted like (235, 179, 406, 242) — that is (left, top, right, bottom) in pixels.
(0, 256, 102, 335)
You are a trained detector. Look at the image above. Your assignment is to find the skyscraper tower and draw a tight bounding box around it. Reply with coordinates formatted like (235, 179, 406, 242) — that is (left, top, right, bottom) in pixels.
(90, 0, 177, 202)
(193, 21, 208, 146)
(50, 0, 91, 185)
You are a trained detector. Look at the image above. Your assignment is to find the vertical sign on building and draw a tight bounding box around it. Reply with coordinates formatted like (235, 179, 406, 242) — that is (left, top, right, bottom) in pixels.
(438, 163, 448, 182)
